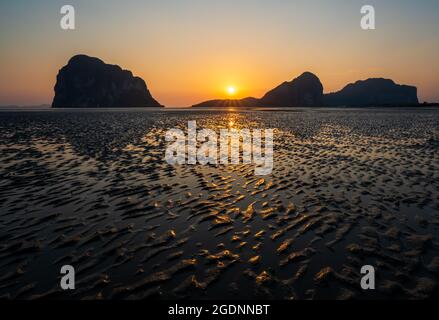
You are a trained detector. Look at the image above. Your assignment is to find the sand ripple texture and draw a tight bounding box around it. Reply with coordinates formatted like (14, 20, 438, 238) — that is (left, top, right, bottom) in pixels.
(0, 108, 438, 300)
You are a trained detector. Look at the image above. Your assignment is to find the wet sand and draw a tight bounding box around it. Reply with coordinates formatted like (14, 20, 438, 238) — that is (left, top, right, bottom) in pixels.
(0, 107, 438, 300)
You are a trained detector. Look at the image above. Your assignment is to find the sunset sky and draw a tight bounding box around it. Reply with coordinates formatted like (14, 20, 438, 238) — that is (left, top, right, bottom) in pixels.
(0, 0, 438, 107)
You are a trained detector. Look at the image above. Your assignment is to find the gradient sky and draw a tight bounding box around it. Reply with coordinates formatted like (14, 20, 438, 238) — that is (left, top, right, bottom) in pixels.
(0, 0, 438, 106)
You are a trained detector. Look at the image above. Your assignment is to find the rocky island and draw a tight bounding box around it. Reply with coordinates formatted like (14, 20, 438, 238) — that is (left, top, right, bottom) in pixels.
(259, 72, 323, 107)
(324, 78, 418, 107)
(52, 55, 162, 108)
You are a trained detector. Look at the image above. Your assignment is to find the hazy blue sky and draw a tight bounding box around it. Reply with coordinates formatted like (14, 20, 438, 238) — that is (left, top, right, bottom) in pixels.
(1, 0, 438, 106)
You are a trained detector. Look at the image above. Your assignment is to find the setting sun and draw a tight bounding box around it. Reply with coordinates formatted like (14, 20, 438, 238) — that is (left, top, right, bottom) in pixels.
(227, 86, 237, 96)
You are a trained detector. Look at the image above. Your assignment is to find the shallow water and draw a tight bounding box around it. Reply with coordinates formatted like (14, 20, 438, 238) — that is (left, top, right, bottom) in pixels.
(0, 107, 438, 300)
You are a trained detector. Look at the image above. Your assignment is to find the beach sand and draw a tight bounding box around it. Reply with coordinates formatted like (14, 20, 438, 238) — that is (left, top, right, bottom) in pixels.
(0, 107, 438, 299)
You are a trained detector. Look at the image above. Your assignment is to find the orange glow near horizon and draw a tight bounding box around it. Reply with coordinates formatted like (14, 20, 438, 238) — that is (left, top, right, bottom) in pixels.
(0, 1, 438, 106)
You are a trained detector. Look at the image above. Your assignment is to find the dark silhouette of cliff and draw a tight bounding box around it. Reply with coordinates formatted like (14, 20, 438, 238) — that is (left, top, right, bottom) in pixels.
(260, 72, 323, 107)
(52, 55, 162, 108)
(324, 78, 418, 107)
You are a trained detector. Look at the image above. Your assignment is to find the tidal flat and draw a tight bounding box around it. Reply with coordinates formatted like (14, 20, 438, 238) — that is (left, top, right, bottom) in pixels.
(0, 107, 438, 300)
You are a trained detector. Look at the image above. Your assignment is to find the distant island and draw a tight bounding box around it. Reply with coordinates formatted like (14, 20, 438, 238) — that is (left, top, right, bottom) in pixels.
(192, 72, 419, 108)
(52, 55, 163, 108)
(324, 78, 418, 107)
